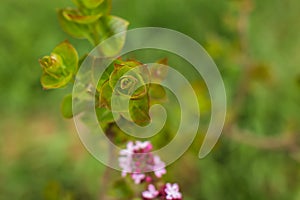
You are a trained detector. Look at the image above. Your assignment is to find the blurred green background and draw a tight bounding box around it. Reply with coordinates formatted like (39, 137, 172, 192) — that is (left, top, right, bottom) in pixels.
(1, 0, 300, 199)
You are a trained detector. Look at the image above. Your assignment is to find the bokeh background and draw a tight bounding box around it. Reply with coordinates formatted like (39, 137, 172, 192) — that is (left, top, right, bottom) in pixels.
(1, 0, 300, 199)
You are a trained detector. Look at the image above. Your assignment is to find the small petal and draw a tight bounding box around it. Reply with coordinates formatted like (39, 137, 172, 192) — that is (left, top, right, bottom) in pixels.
(131, 173, 146, 184)
(142, 184, 159, 199)
(165, 183, 182, 200)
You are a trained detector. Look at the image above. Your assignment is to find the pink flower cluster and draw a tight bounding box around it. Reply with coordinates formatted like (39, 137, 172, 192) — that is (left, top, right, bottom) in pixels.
(119, 141, 166, 184)
(119, 141, 182, 200)
(142, 183, 182, 200)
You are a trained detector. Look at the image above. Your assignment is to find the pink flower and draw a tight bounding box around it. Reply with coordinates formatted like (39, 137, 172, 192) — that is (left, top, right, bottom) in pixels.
(131, 173, 146, 184)
(164, 183, 182, 200)
(135, 141, 152, 152)
(120, 141, 135, 155)
(119, 141, 166, 183)
(118, 156, 132, 177)
(142, 184, 159, 199)
(153, 156, 166, 178)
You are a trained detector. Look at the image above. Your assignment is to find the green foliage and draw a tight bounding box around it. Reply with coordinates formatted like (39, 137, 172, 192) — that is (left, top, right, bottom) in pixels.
(39, 0, 132, 127)
(97, 59, 170, 126)
(39, 41, 78, 89)
(57, 0, 128, 47)
(2, 0, 299, 199)
(109, 60, 148, 99)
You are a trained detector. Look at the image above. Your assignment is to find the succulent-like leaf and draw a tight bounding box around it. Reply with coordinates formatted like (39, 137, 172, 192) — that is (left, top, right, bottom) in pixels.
(109, 60, 149, 99)
(58, 9, 93, 41)
(52, 41, 78, 73)
(149, 84, 167, 104)
(128, 94, 150, 126)
(40, 72, 72, 89)
(96, 107, 116, 126)
(39, 41, 78, 89)
(62, 8, 103, 24)
(87, 0, 111, 15)
(99, 80, 113, 108)
(95, 15, 129, 55)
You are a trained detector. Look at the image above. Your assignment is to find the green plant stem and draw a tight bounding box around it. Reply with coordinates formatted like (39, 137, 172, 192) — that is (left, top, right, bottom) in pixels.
(99, 123, 116, 200)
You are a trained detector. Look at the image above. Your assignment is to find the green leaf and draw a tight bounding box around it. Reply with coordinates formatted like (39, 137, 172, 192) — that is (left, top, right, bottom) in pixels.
(128, 94, 150, 126)
(40, 72, 72, 89)
(53, 41, 78, 74)
(96, 71, 110, 91)
(96, 107, 116, 125)
(62, 8, 103, 24)
(96, 60, 115, 92)
(109, 65, 132, 93)
(39, 54, 64, 78)
(95, 15, 129, 54)
(78, 54, 88, 70)
(109, 60, 149, 99)
(61, 94, 73, 118)
(99, 80, 113, 108)
(87, 0, 111, 15)
(58, 9, 93, 41)
(149, 84, 167, 103)
(39, 41, 78, 89)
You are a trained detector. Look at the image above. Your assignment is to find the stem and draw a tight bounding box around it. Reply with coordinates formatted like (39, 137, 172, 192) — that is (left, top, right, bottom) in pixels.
(99, 123, 116, 200)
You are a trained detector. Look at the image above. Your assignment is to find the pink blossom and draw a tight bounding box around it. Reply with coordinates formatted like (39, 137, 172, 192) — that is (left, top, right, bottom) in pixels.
(118, 156, 131, 177)
(135, 141, 152, 152)
(142, 184, 159, 199)
(164, 183, 182, 200)
(120, 141, 135, 155)
(131, 173, 146, 184)
(119, 141, 166, 182)
(153, 155, 166, 178)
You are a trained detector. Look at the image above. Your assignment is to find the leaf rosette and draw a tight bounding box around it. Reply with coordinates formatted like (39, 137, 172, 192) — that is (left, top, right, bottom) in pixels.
(39, 41, 78, 89)
(98, 59, 151, 125)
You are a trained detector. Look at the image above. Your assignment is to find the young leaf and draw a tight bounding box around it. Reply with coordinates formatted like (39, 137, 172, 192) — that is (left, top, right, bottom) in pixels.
(86, 0, 111, 15)
(95, 15, 129, 55)
(149, 84, 167, 104)
(40, 72, 72, 89)
(39, 41, 78, 89)
(99, 80, 113, 108)
(109, 60, 149, 99)
(62, 8, 103, 24)
(96, 107, 116, 125)
(52, 41, 79, 74)
(128, 94, 150, 126)
(58, 9, 93, 41)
